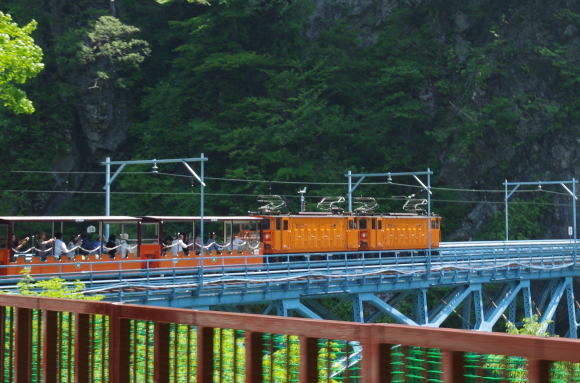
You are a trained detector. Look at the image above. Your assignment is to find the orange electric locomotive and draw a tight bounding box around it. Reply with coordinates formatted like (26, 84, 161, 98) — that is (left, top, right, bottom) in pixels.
(257, 195, 440, 254)
(0, 196, 441, 276)
(259, 213, 440, 254)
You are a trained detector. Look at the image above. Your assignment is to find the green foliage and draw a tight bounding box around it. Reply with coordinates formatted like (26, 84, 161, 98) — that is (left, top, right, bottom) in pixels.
(505, 314, 552, 336)
(484, 316, 580, 381)
(81, 16, 150, 68)
(0, 0, 577, 239)
(156, 0, 210, 5)
(58, 15, 150, 89)
(475, 195, 551, 240)
(0, 11, 43, 114)
(12, 270, 104, 300)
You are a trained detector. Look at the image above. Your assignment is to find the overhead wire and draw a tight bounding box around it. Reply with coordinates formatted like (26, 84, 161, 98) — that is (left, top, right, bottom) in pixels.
(8, 169, 560, 193)
(0, 189, 573, 207)
(7, 169, 575, 199)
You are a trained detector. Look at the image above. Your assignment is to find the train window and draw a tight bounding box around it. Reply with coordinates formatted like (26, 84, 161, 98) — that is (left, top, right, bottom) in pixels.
(431, 220, 439, 229)
(262, 219, 270, 230)
(371, 219, 376, 230)
(348, 219, 357, 230)
(276, 218, 281, 230)
(378, 220, 382, 230)
(359, 219, 367, 229)
(141, 223, 159, 244)
(283, 220, 288, 230)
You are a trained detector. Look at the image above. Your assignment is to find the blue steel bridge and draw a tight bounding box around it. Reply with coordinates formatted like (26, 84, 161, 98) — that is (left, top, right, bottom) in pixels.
(2, 239, 578, 337)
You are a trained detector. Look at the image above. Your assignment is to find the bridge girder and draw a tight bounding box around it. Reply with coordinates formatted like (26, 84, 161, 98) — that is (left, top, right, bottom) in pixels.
(183, 278, 579, 338)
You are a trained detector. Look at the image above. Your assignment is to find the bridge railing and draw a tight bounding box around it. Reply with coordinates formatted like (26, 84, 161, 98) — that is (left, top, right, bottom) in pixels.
(0, 294, 579, 383)
(1, 241, 576, 286)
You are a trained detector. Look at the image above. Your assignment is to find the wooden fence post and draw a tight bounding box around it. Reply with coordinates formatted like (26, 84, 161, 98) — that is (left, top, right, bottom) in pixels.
(109, 307, 131, 383)
(43, 311, 59, 383)
(527, 359, 551, 383)
(197, 326, 214, 383)
(154, 322, 171, 383)
(245, 331, 264, 383)
(361, 326, 391, 383)
(299, 336, 318, 383)
(442, 351, 466, 383)
(73, 313, 90, 383)
(15, 308, 32, 383)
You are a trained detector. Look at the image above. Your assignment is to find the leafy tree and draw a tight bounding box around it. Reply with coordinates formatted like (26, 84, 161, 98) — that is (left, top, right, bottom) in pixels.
(55, 15, 150, 91)
(0, 11, 43, 114)
(11, 270, 103, 300)
(475, 195, 551, 240)
(484, 316, 580, 381)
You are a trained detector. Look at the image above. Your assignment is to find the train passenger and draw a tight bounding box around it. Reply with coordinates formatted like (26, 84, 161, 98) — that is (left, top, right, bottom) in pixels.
(207, 232, 219, 253)
(183, 234, 191, 256)
(11, 234, 30, 261)
(81, 235, 94, 256)
(81, 234, 101, 257)
(161, 235, 173, 256)
(95, 236, 103, 255)
(12, 234, 30, 252)
(119, 233, 130, 258)
(53, 232, 69, 261)
(67, 234, 82, 260)
(232, 235, 244, 252)
(106, 235, 117, 259)
(36, 231, 54, 261)
(170, 233, 188, 257)
(194, 235, 201, 255)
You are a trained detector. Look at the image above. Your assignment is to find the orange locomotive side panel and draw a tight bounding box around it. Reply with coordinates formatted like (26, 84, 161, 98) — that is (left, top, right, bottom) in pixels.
(371, 216, 441, 251)
(265, 216, 351, 254)
(263, 214, 441, 254)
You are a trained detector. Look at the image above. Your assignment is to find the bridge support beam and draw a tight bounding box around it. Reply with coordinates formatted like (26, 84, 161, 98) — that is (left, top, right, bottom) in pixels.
(353, 295, 364, 323)
(303, 299, 340, 321)
(473, 281, 529, 332)
(540, 279, 567, 329)
(356, 293, 418, 326)
(564, 277, 578, 338)
(462, 294, 472, 329)
(473, 285, 484, 330)
(280, 299, 322, 319)
(416, 289, 428, 325)
(523, 284, 533, 319)
(428, 285, 478, 328)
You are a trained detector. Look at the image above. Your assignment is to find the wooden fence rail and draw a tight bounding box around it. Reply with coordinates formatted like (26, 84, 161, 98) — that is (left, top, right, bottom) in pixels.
(0, 294, 579, 382)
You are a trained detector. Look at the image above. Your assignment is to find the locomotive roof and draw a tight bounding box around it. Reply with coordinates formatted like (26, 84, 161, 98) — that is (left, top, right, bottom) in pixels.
(0, 216, 140, 223)
(260, 213, 439, 218)
(142, 216, 261, 222)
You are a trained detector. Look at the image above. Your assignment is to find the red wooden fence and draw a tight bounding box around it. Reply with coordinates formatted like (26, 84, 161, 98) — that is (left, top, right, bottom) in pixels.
(0, 294, 579, 382)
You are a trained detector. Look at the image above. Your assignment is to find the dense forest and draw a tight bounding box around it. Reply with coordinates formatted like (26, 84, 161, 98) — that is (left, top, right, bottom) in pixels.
(0, 0, 578, 241)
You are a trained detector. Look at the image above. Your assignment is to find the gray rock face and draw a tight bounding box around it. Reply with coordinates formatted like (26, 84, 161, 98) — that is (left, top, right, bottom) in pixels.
(77, 82, 128, 155)
(39, 4, 146, 213)
(307, 0, 401, 44)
